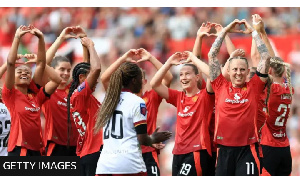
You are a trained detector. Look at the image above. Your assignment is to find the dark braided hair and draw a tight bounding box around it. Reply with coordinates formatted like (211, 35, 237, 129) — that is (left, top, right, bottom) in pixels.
(94, 62, 142, 133)
(67, 62, 90, 147)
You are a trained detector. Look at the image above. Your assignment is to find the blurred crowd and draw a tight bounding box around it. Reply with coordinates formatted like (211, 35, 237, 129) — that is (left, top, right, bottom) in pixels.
(0, 7, 300, 175)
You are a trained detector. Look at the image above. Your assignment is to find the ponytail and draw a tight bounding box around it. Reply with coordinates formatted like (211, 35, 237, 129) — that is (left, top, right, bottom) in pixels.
(94, 68, 122, 133)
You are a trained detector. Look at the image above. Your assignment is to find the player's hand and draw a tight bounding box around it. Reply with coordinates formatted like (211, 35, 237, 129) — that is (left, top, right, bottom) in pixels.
(151, 127, 172, 143)
(240, 19, 254, 34)
(182, 51, 196, 64)
(135, 48, 153, 63)
(152, 142, 166, 150)
(80, 37, 94, 48)
(24, 54, 37, 64)
(59, 27, 77, 40)
(73, 25, 87, 39)
(224, 19, 243, 33)
(230, 49, 245, 58)
(16, 54, 25, 64)
(252, 14, 265, 33)
(121, 49, 139, 63)
(197, 22, 212, 37)
(167, 52, 185, 66)
(15, 25, 30, 39)
(210, 23, 223, 37)
(28, 24, 44, 38)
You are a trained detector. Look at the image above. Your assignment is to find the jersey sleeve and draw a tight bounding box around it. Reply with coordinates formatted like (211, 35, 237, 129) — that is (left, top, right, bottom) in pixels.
(71, 80, 93, 113)
(35, 87, 50, 106)
(28, 80, 40, 94)
(210, 74, 227, 94)
(1, 84, 16, 110)
(133, 100, 148, 134)
(166, 88, 181, 107)
(149, 89, 163, 105)
(250, 74, 267, 94)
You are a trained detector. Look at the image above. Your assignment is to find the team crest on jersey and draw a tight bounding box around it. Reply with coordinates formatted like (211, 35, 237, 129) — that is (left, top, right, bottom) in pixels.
(242, 87, 247, 91)
(229, 88, 232, 93)
(140, 103, 147, 116)
(28, 94, 33, 99)
(65, 89, 69, 94)
(77, 82, 86, 92)
(143, 97, 148, 104)
(192, 96, 198, 102)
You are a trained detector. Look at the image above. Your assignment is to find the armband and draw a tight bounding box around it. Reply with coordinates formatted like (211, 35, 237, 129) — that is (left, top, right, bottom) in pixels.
(256, 71, 268, 78)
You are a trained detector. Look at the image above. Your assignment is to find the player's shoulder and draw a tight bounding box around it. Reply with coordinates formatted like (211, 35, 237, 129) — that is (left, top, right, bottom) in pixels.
(0, 103, 8, 109)
(122, 92, 145, 105)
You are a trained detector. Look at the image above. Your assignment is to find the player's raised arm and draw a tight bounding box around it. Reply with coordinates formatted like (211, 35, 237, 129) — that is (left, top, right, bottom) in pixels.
(192, 22, 212, 59)
(5, 25, 30, 90)
(208, 19, 241, 81)
(241, 18, 271, 82)
(81, 37, 101, 90)
(150, 52, 183, 100)
(100, 49, 137, 91)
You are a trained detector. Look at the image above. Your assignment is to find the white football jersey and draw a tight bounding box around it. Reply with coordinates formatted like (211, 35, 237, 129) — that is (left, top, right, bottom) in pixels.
(96, 91, 147, 174)
(0, 103, 11, 156)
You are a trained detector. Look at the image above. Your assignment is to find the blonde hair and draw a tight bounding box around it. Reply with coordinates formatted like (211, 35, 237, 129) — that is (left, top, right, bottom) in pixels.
(265, 57, 293, 109)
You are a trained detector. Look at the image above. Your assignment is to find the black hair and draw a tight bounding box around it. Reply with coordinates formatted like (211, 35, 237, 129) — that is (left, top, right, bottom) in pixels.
(183, 64, 199, 74)
(66, 62, 91, 147)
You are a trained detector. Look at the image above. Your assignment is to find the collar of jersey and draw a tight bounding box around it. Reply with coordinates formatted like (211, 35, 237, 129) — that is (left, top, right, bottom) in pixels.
(121, 88, 132, 93)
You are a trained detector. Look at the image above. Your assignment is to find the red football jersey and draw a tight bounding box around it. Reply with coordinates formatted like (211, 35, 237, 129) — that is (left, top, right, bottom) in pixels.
(260, 83, 293, 147)
(71, 80, 103, 157)
(208, 104, 217, 153)
(141, 89, 163, 153)
(257, 89, 267, 138)
(211, 74, 265, 146)
(166, 88, 214, 155)
(2, 84, 49, 152)
(42, 84, 78, 146)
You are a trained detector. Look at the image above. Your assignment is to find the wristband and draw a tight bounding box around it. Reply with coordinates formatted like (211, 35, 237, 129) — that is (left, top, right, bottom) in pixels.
(256, 70, 268, 78)
(252, 30, 258, 37)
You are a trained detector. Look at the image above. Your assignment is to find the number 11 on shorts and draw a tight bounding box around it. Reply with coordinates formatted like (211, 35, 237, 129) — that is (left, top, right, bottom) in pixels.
(246, 162, 254, 175)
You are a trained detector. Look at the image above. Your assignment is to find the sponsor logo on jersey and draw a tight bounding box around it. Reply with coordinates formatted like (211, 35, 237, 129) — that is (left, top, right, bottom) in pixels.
(57, 97, 68, 107)
(140, 103, 147, 116)
(178, 111, 195, 117)
(77, 82, 86, 92)
(25, 103, 40, 112)
(57, 101, 67, 107)
(281, 94, 292, 100)
(225, 93, 249, 104)
(273, 131, 286, 138)
(217, 136, 223, 140)
(183, 106, 190, 113)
